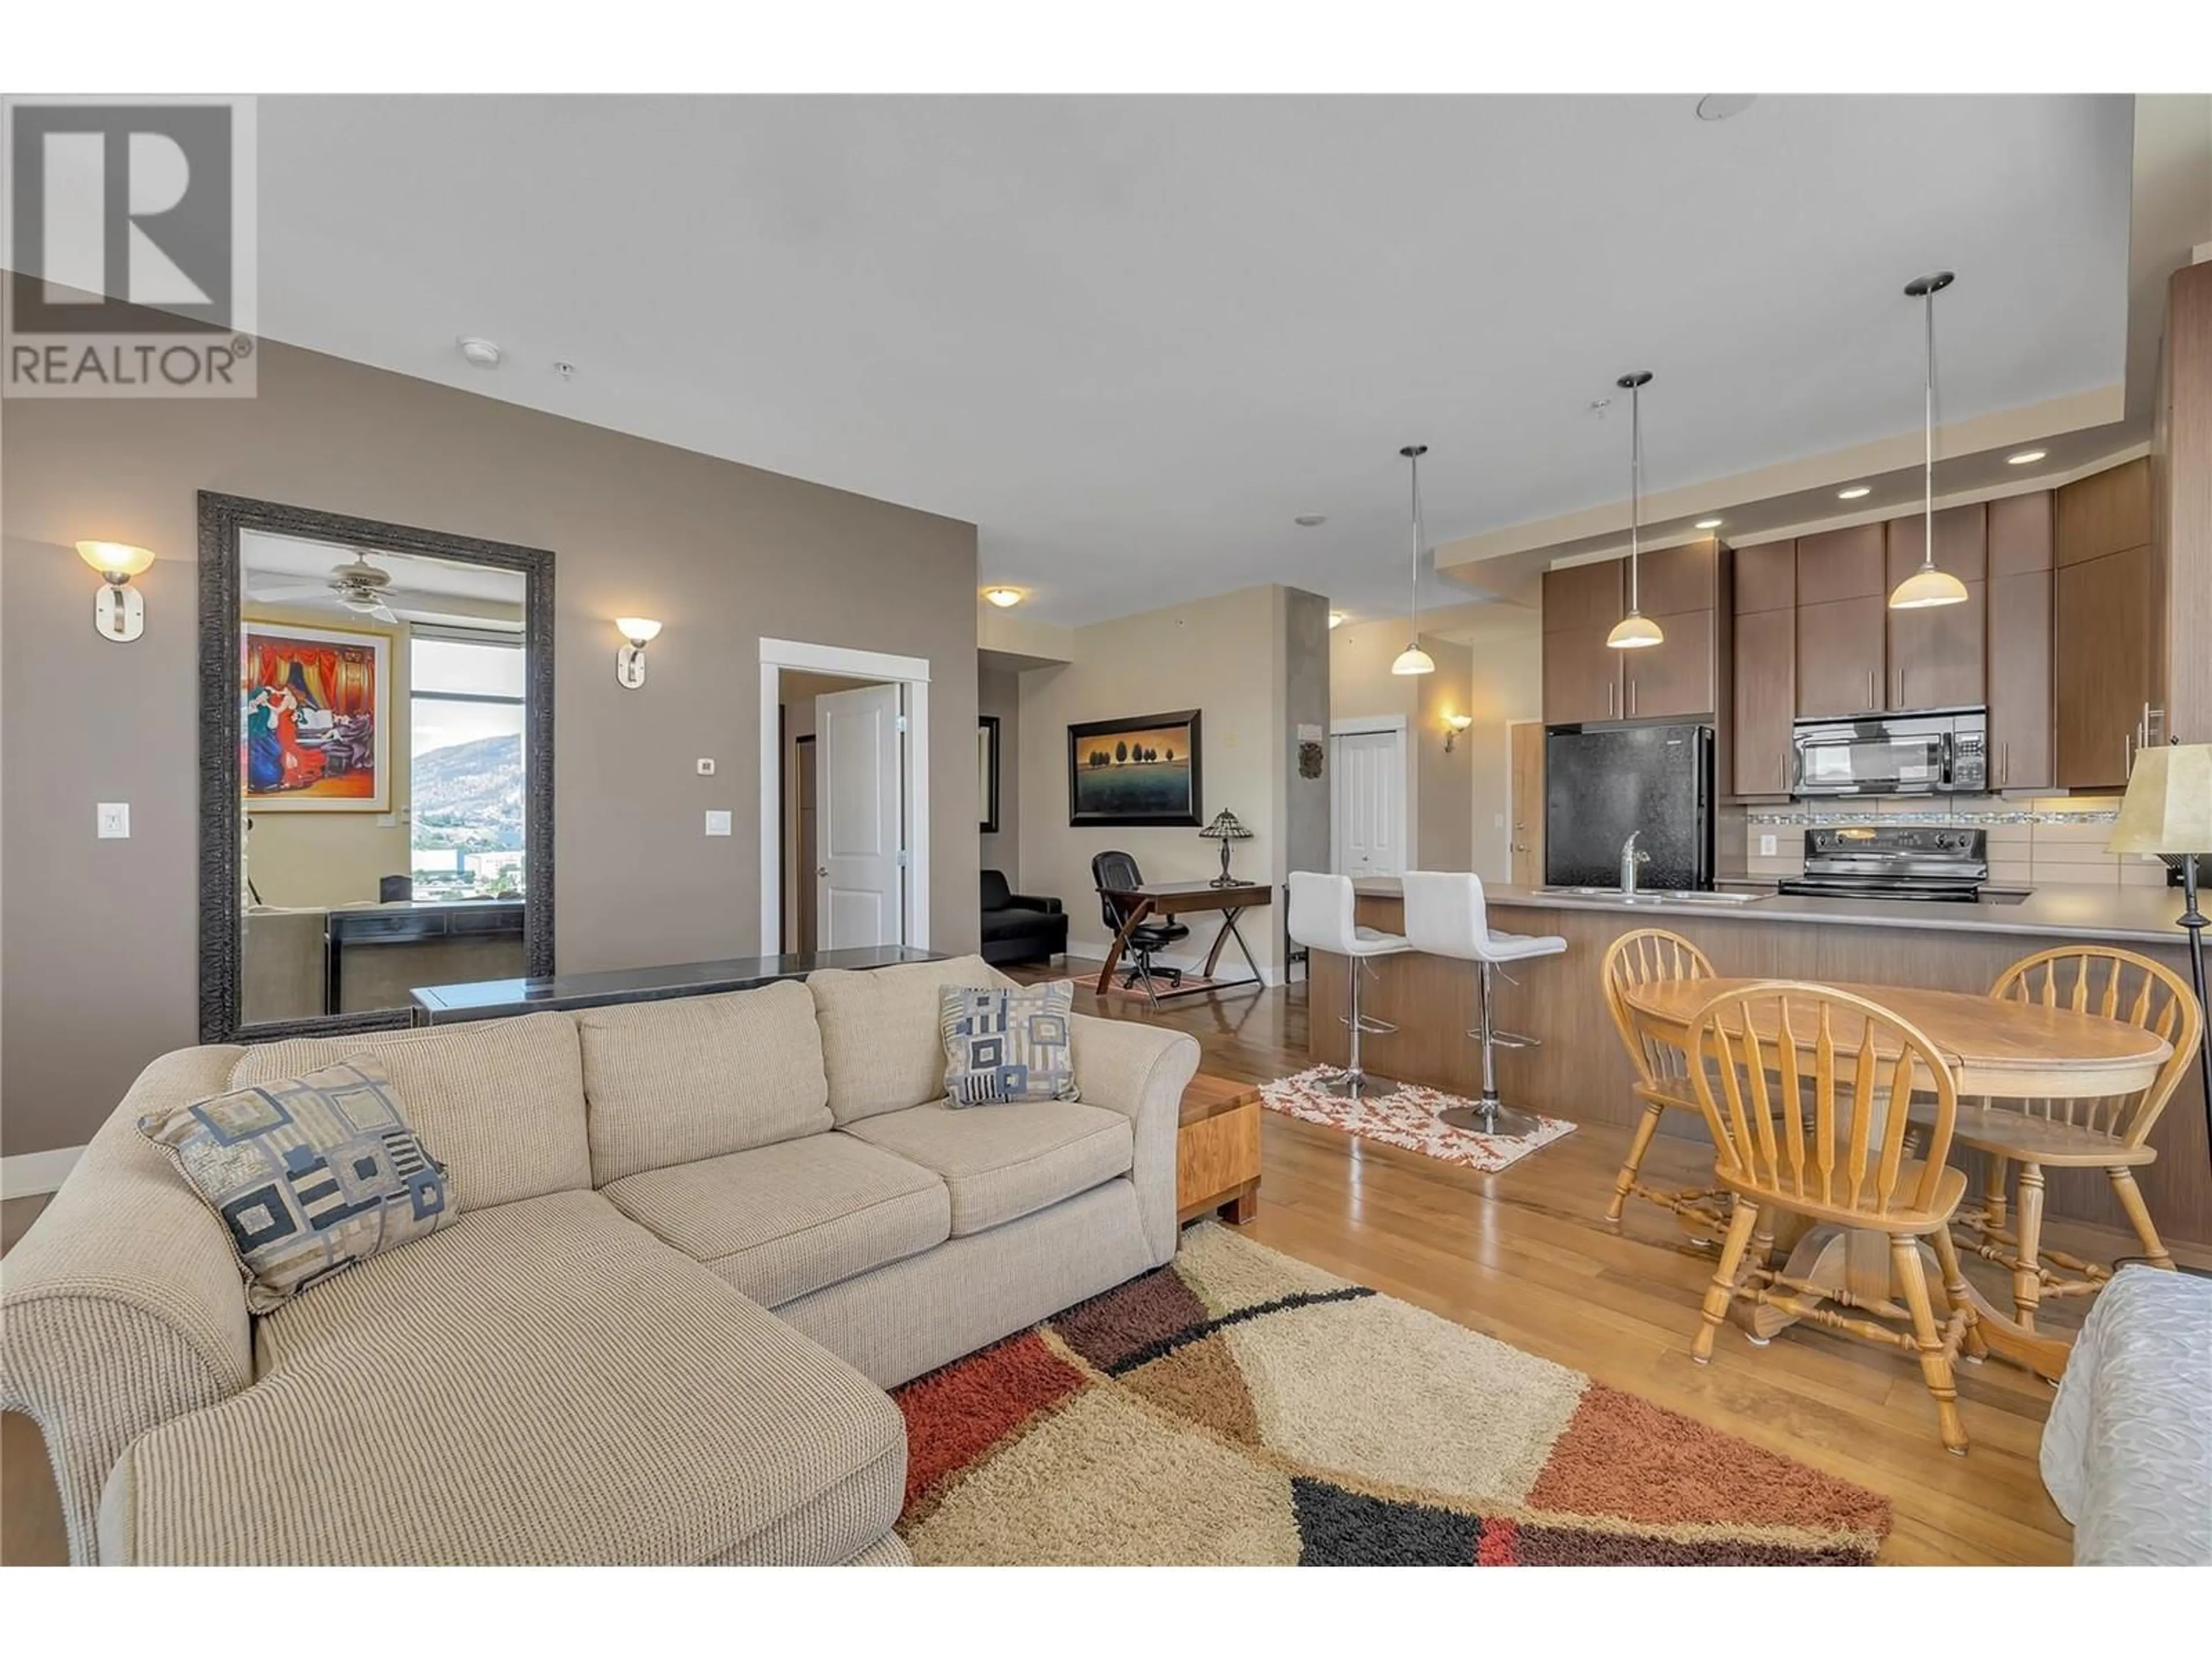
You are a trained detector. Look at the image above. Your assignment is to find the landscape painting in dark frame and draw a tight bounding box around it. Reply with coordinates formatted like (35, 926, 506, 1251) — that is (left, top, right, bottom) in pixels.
(1067, 709, 1202, 827)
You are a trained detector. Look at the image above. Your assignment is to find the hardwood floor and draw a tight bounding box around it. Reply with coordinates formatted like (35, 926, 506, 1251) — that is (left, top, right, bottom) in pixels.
(1021, 959, 2155, 1566)
(9, 964, 2168, 1566)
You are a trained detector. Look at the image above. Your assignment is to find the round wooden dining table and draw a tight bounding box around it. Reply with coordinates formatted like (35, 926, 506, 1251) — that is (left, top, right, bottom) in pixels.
(1621, 977, 2175, 1378)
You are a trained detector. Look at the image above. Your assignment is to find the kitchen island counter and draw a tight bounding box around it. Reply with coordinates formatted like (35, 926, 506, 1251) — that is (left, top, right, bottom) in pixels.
(1310, 877, 2207, 1246)
(1342, 877, 2192, 949)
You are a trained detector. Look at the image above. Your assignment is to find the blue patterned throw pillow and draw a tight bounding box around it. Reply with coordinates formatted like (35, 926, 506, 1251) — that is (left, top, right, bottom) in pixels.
(941, 982, 1082, 1107)
(139, 1055, 454, 1312)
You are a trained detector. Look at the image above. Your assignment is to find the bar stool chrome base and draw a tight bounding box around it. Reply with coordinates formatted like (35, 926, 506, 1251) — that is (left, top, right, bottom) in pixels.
(1438, 1100, 1546, 1139)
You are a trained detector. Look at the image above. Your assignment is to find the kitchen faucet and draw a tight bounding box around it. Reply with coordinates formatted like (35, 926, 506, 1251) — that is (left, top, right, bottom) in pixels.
(1620, 831, 1650, 895)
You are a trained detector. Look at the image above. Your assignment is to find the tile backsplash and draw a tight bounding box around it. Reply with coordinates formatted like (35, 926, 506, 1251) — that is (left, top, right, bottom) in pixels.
(1741, 796, 2171, 890)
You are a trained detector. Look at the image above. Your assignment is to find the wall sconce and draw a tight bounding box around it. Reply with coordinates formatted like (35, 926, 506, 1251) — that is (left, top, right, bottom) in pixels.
(614, 617, 661, 688)
(77, 541, 155, 642)
(1442, 713, 1473, 753)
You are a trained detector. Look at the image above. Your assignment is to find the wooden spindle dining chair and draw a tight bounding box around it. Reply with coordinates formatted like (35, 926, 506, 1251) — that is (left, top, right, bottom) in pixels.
(1599, 929, 1729, 1236)
(1946, 946, 2202, 1333)
(1684, 982, 1981, 1454)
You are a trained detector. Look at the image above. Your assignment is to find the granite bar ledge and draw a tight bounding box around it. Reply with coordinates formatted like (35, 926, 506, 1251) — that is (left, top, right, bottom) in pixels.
(411, 944, 944, 1024)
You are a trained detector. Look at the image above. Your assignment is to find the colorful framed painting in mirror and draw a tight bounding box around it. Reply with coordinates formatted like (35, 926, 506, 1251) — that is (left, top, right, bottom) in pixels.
(241, 622, 391, 811)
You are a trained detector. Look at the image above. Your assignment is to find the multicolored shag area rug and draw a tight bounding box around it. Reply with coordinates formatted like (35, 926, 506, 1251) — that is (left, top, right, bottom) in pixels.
(893, 1225, 1891, 1565)
(1259, 1064, 1577, 1172)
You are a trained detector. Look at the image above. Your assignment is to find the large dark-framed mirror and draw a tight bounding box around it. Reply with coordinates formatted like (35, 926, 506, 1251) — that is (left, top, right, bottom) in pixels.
(198, 491, 555, 1043)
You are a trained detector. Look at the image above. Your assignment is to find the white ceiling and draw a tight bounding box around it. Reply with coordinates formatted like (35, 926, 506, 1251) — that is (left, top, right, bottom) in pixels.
(245, 94, 2135, 626)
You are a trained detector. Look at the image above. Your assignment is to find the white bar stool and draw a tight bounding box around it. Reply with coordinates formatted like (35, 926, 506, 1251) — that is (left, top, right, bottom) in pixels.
(1400, 870, 1566, 1138)
(1287, 872, 1411, 1100)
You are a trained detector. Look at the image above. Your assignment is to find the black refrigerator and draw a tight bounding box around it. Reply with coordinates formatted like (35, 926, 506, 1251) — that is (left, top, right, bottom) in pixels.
(1544, 724, 1714, 891)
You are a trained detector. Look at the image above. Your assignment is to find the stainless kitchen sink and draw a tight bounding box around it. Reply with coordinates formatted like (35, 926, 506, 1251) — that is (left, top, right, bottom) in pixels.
(1535, 886, 1762, 906)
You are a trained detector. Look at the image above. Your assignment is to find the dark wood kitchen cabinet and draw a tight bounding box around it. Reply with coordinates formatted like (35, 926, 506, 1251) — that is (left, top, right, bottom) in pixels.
(2055, 543, 2154, 790)
(1885, 505, 1987, 711)
(1541, 561, 1623, 725)
(1733, 607, 1796, 794)
(1621, 605, 1714, 719)
(1986, 492, 2054, 791)
(1794, 527, 1887, 718)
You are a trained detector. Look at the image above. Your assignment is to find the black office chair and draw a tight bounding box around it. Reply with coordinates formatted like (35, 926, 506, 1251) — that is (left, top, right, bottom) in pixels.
(1092, 850, 1190, 1008)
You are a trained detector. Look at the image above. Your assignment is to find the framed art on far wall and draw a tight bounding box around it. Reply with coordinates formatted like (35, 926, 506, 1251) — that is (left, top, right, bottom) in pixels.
(240, 621, 392, 812)
(1067, 709, 1202, 827)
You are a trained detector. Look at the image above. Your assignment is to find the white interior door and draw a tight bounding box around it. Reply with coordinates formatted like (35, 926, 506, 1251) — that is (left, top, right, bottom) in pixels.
(816, 683, 904, 949)
(1331, 728, 1406, 876)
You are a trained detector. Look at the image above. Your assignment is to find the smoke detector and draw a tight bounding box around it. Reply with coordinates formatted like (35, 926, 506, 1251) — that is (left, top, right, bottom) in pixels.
(457, 336, 503, 370)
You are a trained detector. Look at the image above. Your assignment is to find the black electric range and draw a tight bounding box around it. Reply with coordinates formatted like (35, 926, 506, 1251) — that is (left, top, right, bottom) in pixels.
(1777, 825, 1990, 904)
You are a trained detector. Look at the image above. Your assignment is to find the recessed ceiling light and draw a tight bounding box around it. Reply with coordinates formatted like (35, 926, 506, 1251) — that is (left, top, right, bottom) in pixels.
(2007, 449, 2047, 465)
(1837, 486, 1872, 500)
(1328, 611, 1346, 629)
(982, 588, 1022, 608)
(1294, 513, 1327, 528)
(1695, 94, 1758, 123)
(1694, 517, 1724, 530)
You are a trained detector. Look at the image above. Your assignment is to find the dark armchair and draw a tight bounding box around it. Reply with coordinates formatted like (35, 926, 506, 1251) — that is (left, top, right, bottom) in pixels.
(979, 870, 1068, 966)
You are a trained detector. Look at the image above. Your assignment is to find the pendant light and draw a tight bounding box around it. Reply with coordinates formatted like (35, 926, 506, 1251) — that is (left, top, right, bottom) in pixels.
(1606, 370, 1664, 649)
(1391, 443, 1436, 676)
(1889, 271, 1970, 610)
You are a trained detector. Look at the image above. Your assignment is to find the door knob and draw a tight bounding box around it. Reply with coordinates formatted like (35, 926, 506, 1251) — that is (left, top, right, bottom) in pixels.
(817, 866, 829, 878)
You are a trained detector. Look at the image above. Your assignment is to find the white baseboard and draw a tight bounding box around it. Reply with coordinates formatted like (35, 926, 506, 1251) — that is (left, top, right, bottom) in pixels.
(3, 1145, 84, 1199)
(1064, 933, 1285, 990)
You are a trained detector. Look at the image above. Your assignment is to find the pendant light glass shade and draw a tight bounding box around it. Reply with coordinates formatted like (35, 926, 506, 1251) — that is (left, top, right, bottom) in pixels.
(1888, 565, 1971, 609)
(1890, 271, 1968, 611)
(1607, 370, 1664, 651)
(1605, 611, 1665, 649)
(1392, 443, 1435, 676)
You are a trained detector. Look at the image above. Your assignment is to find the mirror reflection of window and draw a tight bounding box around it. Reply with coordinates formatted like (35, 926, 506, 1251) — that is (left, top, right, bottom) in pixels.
(410, 632, 527, 901)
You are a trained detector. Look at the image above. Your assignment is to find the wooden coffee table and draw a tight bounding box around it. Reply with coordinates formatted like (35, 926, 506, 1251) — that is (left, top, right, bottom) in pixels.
(1177, 1074, 1262, 1225)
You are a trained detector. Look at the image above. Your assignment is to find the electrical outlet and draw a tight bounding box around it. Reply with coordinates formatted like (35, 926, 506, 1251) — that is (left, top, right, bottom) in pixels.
(1759, 834, 1778, 857)
(97, 802, 130, 839)
(704, 810, 732, 836)
(696, 758, 715, 776)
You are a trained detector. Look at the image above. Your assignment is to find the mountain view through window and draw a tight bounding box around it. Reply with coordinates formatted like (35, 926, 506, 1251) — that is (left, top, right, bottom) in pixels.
(410, 635, 525, 898)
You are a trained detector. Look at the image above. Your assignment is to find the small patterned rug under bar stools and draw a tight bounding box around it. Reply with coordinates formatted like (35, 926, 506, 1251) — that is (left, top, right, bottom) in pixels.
(1259, 1065, 1576, 1173)
(891, 1225, 1892, 1565)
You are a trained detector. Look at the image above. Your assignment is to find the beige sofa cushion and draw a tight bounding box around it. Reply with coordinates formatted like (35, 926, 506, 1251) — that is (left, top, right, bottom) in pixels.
(577, 980, 832, 1183)
(808, 954, 1007, 1124)
(603, 1134, 949, 1307)
(230, 1013, 589, 1211)
(101, 1190, 903, 1566)
(841, 1099, 1132, 1236)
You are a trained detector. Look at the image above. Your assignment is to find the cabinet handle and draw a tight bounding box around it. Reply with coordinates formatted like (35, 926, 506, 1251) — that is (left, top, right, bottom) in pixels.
(1629, 679, 1638, 716)
(1607, 682, 1615, 718)
(1897, 668, 1907, 709)
(1868, 669, 1877, 710)
(1999, 741, 2009, 787)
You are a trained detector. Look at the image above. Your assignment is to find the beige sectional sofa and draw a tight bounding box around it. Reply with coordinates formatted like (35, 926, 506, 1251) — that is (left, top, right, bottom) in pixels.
(1, 955, 1201, 1565)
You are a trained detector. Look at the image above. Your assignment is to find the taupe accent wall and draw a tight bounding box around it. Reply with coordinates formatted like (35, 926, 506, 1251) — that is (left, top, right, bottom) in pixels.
(1, 340, 978, 1157)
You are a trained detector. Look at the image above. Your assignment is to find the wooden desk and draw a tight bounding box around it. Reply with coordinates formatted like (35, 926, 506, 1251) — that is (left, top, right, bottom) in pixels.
(1177, 1074, 1262, 1225)
(1623, 977, 2172, 1378)
(1097, 880, 1272, 1002)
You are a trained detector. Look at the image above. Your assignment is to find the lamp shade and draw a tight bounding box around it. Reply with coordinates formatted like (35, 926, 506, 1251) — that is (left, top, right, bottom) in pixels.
(1605, 611, 1664, 649)
(1198, 809, 1253, 841)
(1391, 643, 1436, 676)
(613, 617, 662, 644)
(1888, 565, 1969, 609)
(2109, 744, 2212, 855)
(77, 540, 156, 578)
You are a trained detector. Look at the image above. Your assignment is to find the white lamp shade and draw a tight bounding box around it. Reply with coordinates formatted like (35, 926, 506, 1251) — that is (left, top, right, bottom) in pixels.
(982, 588, 1022, 608)
(613, 617, 662, 644)
(1391, 643, 1436, 676)
(1605, 611, 1665, 649)
(77, 540, 156, 578)
(2109, 744, 2212, 855)
(1888, 566, 1969, 609)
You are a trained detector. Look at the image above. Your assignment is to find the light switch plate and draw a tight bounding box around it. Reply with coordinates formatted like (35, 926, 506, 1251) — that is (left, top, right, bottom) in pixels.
(1759, 834, 1778, 857)
(704, 810, 732, 836)
(97, 802, 130, 839)
(696, 758, 715, 775)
